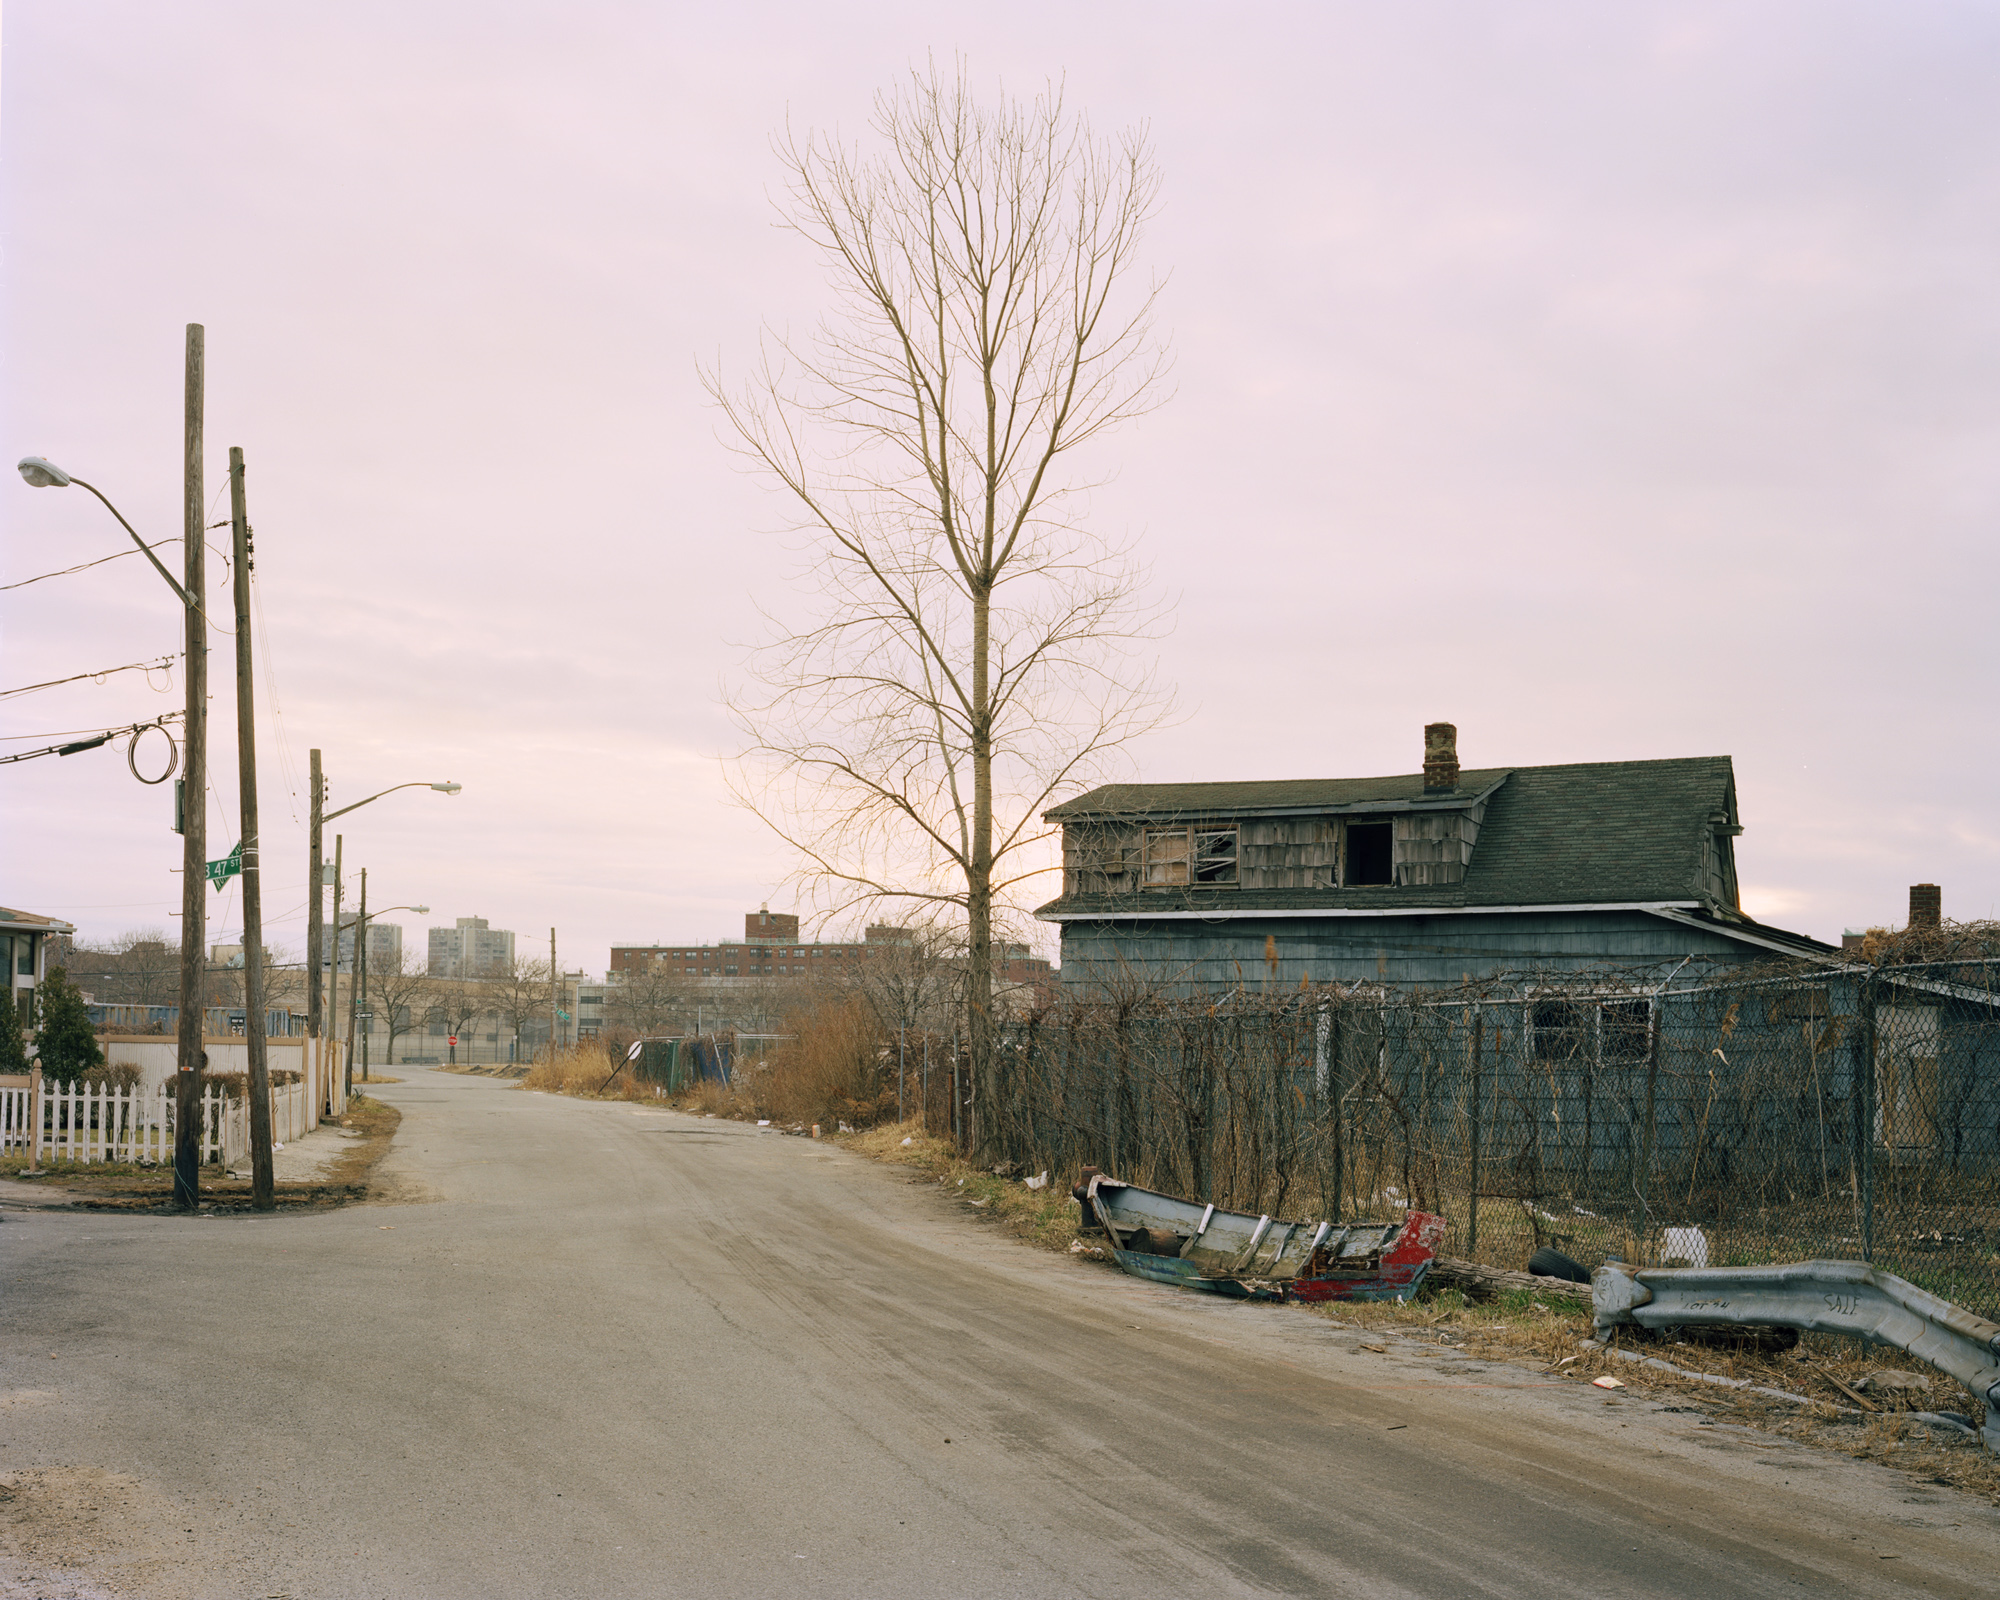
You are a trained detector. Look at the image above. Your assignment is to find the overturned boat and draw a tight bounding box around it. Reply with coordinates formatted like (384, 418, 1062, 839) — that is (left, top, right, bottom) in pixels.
(1077, 1172, 1443, 1302)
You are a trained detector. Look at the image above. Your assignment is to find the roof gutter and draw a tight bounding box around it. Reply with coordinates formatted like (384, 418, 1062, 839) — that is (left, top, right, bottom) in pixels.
(1039, 900, 1702, 924)
(1642, 906, 1837, 961)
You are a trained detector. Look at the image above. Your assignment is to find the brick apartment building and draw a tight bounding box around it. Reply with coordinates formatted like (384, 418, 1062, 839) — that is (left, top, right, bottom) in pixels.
(609, 907, 1056, 1003)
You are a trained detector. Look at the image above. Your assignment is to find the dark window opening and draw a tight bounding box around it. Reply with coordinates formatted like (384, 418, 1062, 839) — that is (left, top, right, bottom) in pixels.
(1532, 1000, 1586, 1061)
(1602, 999, 1651, 1062)
(1345, 822, 1393, 886)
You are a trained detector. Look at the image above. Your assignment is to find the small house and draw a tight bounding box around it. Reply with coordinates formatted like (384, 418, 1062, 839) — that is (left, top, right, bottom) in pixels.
(1035, 724, 1833, 993)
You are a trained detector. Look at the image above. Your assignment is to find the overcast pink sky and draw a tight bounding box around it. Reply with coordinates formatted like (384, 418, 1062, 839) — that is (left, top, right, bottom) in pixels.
(5, 2, 1998, 975)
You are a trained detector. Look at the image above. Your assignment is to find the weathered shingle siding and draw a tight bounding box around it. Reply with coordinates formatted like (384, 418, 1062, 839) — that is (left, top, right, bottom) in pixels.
(1057, 909, 1753, 996)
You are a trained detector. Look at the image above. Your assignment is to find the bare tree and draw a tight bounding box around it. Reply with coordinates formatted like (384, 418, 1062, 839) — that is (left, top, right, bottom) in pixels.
(710, 64, 1171, 1148)
(845, 924, 963, 1039)
(367, 947, 433, 1066)
(431, 979, 491, 1068)
(67, 929, 180, 1007)
(605, 961, 702, 1038)
(491, 955, 554, 1062)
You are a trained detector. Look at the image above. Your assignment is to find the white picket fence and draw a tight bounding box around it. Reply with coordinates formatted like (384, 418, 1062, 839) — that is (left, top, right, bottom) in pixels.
(1, 1054, 330, 1168)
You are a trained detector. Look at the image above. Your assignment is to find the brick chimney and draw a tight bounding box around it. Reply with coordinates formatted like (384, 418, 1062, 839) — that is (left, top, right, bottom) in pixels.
(1909, 883, 1941, 929)
(1423, 722, 1459, 793)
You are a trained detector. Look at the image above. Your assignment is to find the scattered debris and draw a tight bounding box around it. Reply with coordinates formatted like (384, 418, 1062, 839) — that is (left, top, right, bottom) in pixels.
(1662, 1225, 1710, 1268)
(1592, 1375, 1625, 1390)
(1361, 1342, 1388, 1353)
(1077, 1171, 1442, 1302)
(1858, 1369, 1933, 1395)
(900, 1137, 914, 1146)
(1023, 1171, 1049, 1190)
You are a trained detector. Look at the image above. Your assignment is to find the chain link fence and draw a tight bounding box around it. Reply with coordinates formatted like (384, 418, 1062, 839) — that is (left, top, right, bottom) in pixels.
(987, 957, 2000, 1318)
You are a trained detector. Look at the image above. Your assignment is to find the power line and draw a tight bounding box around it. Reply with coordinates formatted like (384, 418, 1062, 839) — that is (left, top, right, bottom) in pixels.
(0, 655, 178, 702)
(0, 538, 181, 593)
(0, 714, 182, 767)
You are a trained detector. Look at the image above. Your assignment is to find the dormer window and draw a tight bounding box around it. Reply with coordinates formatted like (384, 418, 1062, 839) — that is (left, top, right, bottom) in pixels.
(1144, 827, 1238, 887)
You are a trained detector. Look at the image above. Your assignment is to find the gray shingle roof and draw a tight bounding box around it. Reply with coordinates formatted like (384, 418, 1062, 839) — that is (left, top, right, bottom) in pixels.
(1038, 756, 1743, 915)
(1046, 769, 1513, 819)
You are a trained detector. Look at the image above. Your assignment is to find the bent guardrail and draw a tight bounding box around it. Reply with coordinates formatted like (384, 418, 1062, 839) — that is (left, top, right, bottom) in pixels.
(1593, 1259, 2000, 1454)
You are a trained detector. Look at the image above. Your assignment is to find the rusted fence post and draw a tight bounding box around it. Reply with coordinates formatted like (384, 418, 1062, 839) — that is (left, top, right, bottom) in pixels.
(1858, 973, 1878, 1263)
(1467, 1007, 1482, 1257)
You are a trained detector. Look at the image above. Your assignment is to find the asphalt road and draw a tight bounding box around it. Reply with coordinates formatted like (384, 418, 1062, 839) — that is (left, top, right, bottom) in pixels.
(4, 1066, 1998, 1599)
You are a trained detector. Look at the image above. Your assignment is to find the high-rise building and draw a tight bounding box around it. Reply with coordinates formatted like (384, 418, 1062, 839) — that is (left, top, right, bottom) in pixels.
(428, 916, 516, 978)
(314, 917, 402, 974)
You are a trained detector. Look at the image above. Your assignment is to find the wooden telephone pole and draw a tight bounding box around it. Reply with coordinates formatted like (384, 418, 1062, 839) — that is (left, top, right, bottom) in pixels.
(549, 928, 558, 1060)
(347, 868, 366, 1098)
(327, 834, 343, 1113)
(174, 325, 206, 1211)
(230, 447, 275, 1209)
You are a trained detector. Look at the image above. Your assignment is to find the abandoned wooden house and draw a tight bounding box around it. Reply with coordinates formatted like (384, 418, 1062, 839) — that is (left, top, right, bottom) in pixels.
(1035, 723, 1834, 993)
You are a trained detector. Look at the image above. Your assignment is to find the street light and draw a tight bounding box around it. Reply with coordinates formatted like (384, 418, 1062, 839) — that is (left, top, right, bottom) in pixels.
(345, 900, 426, 1083)
(18, 338, 210, 1214)
(306, 755, 460, 1110)
(18, 456, 195, 606)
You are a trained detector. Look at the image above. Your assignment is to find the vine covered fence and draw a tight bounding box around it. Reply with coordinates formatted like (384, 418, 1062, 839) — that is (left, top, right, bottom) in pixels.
(981, 957, 2000, 1317)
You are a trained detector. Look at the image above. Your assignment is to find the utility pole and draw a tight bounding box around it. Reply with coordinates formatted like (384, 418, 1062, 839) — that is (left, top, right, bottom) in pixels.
(357, 870, 371, 1084)
(174, 323, 206, 1212)
(347, 868, 366, 1098)
(328, 834, 343, 1114)
(229, 447, 274, 1210)
(549, 927, 558, 1061)
(307, 747, 324, 1101)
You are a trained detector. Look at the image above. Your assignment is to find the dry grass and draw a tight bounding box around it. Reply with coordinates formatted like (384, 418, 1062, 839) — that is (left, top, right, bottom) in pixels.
(1290, 1289, 2000, 1502)
(840, 1121, 1081, 1251)
(520, 1043, 657, 1100)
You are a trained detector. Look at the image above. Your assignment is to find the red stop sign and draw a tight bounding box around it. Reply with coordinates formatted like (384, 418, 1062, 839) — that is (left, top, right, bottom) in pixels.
(448, 1034, 458, 1046)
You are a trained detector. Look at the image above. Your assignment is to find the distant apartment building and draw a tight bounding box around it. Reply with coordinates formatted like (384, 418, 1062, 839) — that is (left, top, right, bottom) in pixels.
(313, 916, 403, 974)
(608, 907, 1055, 1005)
(428, 916, 515, 978)
(609, 908, 916, 987)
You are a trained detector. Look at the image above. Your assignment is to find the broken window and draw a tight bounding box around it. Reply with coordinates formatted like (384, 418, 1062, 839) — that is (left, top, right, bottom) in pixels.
(1531, 1000, 1587, 1062)
(1600, 999, 1652, 1065)
(1141, 827, 1237, 887)
(1194, 829, 1237, 884)
(1345, 821, 1394, 886)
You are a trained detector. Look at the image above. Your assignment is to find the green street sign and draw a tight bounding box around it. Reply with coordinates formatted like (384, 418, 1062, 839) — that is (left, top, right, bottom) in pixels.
(556, 1008, 572, 1022)
(206, 842, 242, 891)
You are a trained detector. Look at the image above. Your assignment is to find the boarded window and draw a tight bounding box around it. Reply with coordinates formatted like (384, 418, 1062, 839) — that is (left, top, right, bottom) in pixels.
(1145, 828, 1190, 886)
(1345, 821, 1393, 886)
(1877, 1005, 1940, 1149)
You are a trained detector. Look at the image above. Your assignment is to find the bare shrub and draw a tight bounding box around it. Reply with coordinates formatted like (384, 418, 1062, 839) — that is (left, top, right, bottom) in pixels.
(759, 995, 895, 1128)
(522, 1042, 654, 1102)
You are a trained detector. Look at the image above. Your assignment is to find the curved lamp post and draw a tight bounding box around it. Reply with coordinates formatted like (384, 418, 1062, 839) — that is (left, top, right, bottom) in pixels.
(19, 438, 210, 1209)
